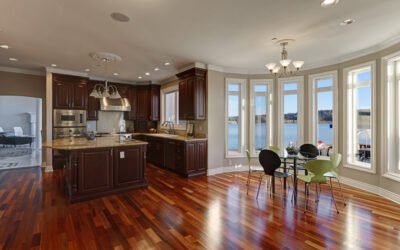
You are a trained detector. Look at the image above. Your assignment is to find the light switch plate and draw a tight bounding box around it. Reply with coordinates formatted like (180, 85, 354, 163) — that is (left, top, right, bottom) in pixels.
(120, 151, 125, 159)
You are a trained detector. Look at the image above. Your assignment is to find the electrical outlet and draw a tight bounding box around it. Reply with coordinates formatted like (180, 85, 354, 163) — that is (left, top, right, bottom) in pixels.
(120, 151, 125, 159)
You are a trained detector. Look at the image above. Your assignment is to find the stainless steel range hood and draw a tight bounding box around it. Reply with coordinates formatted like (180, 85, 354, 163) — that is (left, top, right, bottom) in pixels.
(100, 97, 131, 111)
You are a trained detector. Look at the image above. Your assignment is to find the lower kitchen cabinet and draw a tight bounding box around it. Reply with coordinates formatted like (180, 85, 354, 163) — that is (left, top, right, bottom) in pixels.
(143, 136, 207, 177)
(113, 146, 146, 188)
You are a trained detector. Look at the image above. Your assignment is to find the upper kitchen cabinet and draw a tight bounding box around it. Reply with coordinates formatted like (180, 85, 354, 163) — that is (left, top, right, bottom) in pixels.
(87, 80, 102, 120)
(149, 85, 160, 121)
(113, 83, 129, 99)
(135, 84, 160, 121)
(176, 68, 207, 120)
(53, 74, 88, 110)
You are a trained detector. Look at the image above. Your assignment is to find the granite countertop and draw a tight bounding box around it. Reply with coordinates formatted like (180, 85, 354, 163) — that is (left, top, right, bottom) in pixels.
(43, 137, 148, 150)
(141, 133, 208, 142)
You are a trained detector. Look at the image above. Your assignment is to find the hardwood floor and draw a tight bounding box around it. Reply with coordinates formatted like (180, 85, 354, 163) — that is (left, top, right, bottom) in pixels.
(1, 165, 400, 250)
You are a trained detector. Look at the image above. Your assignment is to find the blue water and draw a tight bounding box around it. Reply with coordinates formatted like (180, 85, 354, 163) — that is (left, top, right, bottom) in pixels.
(227, 123, 370, 150)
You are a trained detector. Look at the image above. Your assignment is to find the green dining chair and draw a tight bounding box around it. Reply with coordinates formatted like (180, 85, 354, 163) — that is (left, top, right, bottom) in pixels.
(267, 145, 280, 154)
(246, 150, 264, 195)
(296, 160, 339, 214)
(324, 153, 346, 205)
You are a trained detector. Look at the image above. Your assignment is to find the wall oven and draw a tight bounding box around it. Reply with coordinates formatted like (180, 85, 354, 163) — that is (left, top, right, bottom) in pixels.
(54, 109, 87, 127)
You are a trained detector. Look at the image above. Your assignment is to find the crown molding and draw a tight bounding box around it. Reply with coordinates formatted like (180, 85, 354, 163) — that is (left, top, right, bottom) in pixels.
(46, 67, 88, 77)
(0, 66, 44, 76)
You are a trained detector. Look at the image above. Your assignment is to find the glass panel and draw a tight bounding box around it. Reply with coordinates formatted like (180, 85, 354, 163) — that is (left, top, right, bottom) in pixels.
(165, 92, 176, 122)
(254, 95, 267, 150)
(284, 94, 297, 146)
(355, 86, 371, 164)
(317, 91, 333, 147)
(317, 78, 333, 88)
(356, 70, 371, 82)
(284, 83, 297, 91)
(254, 85, 267, 93)
(228, 94, 240, 151)
(228, 84, 240, 92)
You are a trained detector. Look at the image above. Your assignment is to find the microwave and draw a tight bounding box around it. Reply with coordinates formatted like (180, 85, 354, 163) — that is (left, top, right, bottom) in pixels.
(54, 109, 87, 127)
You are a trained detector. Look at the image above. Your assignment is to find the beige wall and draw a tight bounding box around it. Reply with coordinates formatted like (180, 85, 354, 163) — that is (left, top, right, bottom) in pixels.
(0, 71, 46, 139)
(207, 42, 400, 195)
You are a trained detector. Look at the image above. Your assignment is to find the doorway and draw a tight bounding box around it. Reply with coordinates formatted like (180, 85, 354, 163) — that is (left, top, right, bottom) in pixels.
(0, 96, 42, 170)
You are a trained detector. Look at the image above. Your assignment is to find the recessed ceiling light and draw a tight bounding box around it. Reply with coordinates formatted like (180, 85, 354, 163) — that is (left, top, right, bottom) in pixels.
(51, 64, 57, 67)
(164, 62, 171, 66)
(321, 0, 339, 7)
(145, 72, 150, 76)
(110, 12, 130, 22)
(0, 45, 9, 49)
(9, 57, 18, 62)
(138, 76, 143, 79)
(85, 68, 90, 72)
(340, 19, 355, 26)
(113, 72, 119, 76)
(154, 68, 159, 71)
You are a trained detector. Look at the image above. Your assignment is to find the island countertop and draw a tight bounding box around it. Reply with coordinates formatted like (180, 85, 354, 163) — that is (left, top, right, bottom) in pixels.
(43, 137, 148, 150)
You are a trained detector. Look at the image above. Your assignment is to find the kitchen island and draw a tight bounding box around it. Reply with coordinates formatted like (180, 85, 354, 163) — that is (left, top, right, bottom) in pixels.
(44, 137, 148, 202)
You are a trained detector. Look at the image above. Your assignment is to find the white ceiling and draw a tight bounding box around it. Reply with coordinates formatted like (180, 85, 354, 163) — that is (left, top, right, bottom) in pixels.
(0, 0, 400, 83)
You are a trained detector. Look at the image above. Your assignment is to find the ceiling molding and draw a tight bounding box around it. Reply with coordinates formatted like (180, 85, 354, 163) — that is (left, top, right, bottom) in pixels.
(0, 66, 44, 76)
(46, 67, 89, 77)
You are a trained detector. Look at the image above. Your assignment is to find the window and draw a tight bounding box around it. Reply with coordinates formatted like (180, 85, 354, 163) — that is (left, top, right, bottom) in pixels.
(383, 52, 400, 181)
(249, 79, 273, 156)
(160, 84, 185, 129)
(225, 78, 247, 157)
(277, 77, 304, 149)
(343, 62, 375, 172)
(309, 71, 338, 154)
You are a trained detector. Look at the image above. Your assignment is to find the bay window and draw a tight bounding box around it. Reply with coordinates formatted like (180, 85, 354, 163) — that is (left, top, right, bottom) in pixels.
(309, 71, 338, 155)
(249, 79, 273, 156)
(225, 78, 247, 157)
(343, 61, 375, 172)
(277, 77, 304, 149)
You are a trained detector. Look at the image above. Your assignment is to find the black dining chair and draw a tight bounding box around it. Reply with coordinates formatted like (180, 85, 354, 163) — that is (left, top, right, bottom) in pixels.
(256, 149, 292, 199)
(290, 143, 319, 172)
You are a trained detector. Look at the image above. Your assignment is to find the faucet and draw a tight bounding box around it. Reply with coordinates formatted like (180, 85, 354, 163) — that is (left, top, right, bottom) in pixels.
(162, 121, 175, 134)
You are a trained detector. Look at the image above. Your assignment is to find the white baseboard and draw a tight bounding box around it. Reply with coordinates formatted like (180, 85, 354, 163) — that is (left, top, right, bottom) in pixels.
(208, 167, 400, 204)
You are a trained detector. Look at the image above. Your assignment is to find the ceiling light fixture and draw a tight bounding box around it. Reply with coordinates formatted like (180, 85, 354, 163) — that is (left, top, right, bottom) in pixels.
(9, 57, 18, 62)
(164, 62, 171, 66)
(138, 76, 143, 79)
(0, 45, 9, 49)
(113, 72, 119, 76)
(51, 64, 57, 67)
(340, 19, 355, 26)
(265, 40, 304, 78)
(321, 0, 339, 7)
(145, 72, 150, 76)
(85, 68, 90, 72)
(154, 68, 159, 71)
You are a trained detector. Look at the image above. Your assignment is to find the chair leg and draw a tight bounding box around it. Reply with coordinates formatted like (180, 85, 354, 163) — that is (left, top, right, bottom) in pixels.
(256, 174, 264, 200)
(315, 183, 319, 203)
(336, 176, 347, 206)
(328, 178, 340, 214)
(304, 183, 309, 214)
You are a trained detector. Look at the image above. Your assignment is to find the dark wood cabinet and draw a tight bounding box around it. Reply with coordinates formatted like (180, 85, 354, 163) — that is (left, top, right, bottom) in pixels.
(64, 144, 147, 202)
(78, 148, 113, 194)
(113, 146, 146, 188)
(149, 85, 160, 121)
(87, 80, 101, 120)
(136, 86, 150, 120)
(176, 68, 207, 120)
(164, 140, 176, 171)
(146, 136, 164, 167)
(53, 74, 88, 110)
(115, 84, 129, 99)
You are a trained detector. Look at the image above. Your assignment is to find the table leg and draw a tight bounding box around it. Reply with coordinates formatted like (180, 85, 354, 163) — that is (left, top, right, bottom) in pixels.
(283, 159, 287, 190)
(293, 157, 297, 205)
(272, 176, 275, 193)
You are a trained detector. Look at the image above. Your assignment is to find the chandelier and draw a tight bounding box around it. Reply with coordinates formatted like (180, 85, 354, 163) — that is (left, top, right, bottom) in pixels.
(265, 41, 304, 78)
(89, 52, 122, 99)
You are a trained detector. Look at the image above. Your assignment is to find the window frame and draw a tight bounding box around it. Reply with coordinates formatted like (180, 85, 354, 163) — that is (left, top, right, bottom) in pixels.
(342, 61, 376, 173)
(382, 51, 400, 182)
(277, 76, 304, 150)
(225, 78, 247, 158)
(160, 84, 186, 130)
(249, 79, 273, 157)
(308, 71, 338, 152)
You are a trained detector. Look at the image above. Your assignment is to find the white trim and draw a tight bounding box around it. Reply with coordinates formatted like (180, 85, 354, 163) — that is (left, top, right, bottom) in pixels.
(277, 76, 304, 149)
(308, 71, 338, 151)
(0, 66, 44, 76)
(249, 79, 273, 157)
(340, 176, 400, 204)
(342, 61, 377, 173)
(383, 173, 400, 183)
(225, 78, 247, 158)
(178, 62, 207, 73)
(46, 67, 89, 77)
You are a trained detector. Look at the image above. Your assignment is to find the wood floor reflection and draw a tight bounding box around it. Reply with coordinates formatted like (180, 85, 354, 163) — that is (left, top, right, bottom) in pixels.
(1, 165, 400, 249)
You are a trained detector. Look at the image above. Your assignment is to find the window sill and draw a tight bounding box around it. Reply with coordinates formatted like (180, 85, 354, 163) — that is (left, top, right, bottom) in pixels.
(383, 173, 400, 183)
(344, 163, 376, 174)
(225, 153, 246, 159)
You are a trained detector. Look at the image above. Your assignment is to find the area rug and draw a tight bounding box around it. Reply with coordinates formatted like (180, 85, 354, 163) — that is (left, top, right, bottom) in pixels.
(0, 148, 33, 159)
